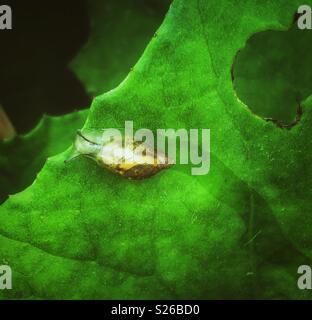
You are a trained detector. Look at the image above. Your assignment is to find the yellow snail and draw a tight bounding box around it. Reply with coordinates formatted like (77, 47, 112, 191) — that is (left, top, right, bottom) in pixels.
(65, 130, 173, 180)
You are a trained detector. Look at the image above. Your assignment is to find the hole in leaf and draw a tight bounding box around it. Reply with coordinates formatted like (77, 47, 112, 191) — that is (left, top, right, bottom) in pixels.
(232, 21, 312, 127)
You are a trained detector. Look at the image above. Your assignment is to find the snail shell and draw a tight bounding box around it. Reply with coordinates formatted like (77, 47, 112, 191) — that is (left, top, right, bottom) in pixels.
(66, 129, 173, 180)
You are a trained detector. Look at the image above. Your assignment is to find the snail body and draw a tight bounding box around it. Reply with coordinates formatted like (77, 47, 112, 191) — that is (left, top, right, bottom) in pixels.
(66, 130, 172, 180)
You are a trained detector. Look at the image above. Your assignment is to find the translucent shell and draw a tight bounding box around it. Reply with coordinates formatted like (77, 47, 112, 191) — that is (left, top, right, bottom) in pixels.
(66, 130, 173, 180)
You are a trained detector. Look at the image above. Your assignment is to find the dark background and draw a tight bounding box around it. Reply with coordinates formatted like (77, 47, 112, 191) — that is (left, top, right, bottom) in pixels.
(0, 0, 91, 133)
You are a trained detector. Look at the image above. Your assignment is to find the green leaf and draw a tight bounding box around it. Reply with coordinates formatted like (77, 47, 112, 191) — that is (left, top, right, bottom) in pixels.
(0, 109, 88, 204)
(71, 0, 172, 95)
(1, 0, 312, 299)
